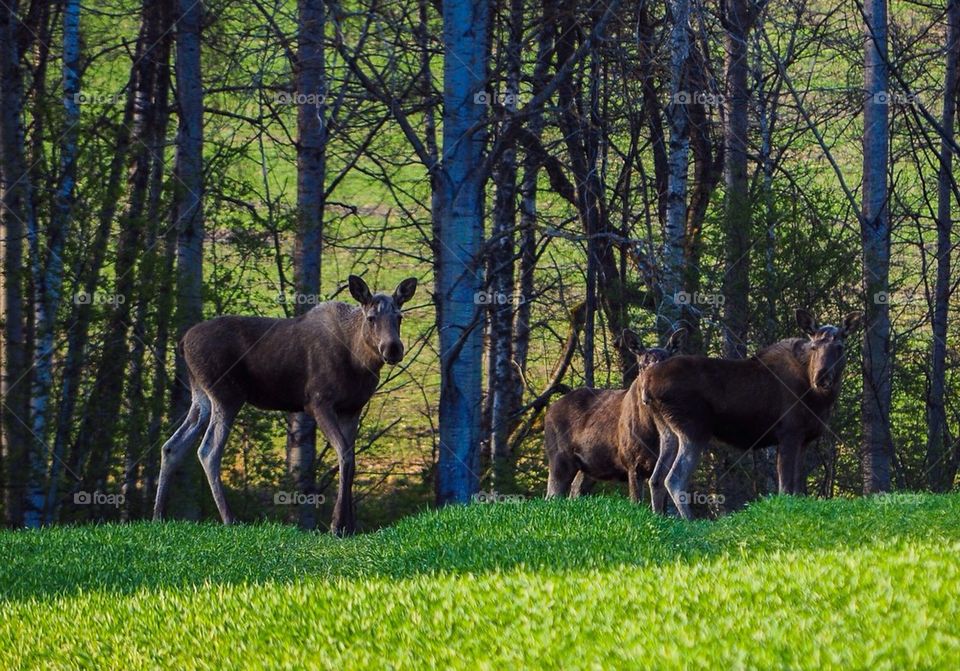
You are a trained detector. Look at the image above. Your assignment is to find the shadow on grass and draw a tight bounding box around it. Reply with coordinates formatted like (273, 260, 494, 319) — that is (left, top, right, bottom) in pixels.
(1, 493, 958, 603)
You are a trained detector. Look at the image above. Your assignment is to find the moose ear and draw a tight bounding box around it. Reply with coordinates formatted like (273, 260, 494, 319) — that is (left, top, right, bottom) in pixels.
(393, 277, 418, 307)
(841, 311, 863, 335)
(666, 328, 687, 354)
(796, 309, 818, 336)
(617, 328, 645, 355)
(348, 275, 373, 306)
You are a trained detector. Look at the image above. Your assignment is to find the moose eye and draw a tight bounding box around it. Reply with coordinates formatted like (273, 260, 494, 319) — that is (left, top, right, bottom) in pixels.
(367, 315, 376, 323)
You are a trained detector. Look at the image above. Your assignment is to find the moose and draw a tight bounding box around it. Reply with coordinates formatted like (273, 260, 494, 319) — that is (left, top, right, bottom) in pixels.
(153, 275, 418, 535)
(642, 309, 862, 519)
(544, 328, 686, 503)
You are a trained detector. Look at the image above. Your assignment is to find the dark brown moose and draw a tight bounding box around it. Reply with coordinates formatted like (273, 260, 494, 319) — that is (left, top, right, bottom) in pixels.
(152, 275, 418, 535)
(544, 328, 685, 503)
(642, 309, 862, 519)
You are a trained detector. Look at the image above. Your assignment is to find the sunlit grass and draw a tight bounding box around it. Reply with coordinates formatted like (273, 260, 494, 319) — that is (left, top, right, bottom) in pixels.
(2, 494, 958, 669)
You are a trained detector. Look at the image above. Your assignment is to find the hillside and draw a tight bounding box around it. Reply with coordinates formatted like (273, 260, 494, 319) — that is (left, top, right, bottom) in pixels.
(2, 494, 959, 669)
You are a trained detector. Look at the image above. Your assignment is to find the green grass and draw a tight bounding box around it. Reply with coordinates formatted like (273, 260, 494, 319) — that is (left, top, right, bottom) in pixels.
(2, 494, 959, 669)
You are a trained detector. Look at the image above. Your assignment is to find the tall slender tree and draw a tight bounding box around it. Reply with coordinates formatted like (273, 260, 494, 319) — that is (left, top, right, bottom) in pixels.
(0, 0, 34, 527)
(434, 0, 490, 504)
(721, 0, 765, 359)
(860, 0, 892, 493)
(24, 0, 82, 526)
(287, 0, 327, 529)
(661, 0, 692, 334)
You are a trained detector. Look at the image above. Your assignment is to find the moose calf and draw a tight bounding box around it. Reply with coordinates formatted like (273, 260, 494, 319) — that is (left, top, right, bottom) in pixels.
(643, 309, 862, 519)
(544, 328, 685, 505)
(153, 275, 418, 535)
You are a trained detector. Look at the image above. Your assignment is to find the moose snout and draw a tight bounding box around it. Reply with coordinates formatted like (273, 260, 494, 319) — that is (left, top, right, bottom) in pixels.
(815, 369, 836, 389)
(381, 341, 404, 365)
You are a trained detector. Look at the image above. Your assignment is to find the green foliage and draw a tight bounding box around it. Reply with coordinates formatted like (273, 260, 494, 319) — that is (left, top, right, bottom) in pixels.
(2, 494, 958, 668)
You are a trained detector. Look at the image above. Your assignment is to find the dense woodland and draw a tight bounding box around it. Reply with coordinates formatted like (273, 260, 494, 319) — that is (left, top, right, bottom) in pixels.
(0, 0, 958, 530)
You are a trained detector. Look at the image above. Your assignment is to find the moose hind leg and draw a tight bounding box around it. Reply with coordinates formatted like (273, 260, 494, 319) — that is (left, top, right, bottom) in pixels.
(665, 435, 704, 520)
(546, 454, 577, 498)
(154, 391, 211, 520)
(197, 399, 240, 524)
(649, 430, 679, 515)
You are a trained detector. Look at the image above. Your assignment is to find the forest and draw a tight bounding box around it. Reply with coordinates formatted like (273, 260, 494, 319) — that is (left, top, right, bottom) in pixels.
(1, 0, 958, 532)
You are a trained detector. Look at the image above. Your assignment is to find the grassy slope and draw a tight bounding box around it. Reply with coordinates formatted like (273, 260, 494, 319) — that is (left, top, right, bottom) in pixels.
(2, 494, 959, 669)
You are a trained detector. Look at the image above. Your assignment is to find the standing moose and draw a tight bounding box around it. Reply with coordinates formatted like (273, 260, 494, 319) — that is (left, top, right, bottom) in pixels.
(544, 328, 686, 502)
(643, 309, 862, 519)
(153, 275, 418, 535)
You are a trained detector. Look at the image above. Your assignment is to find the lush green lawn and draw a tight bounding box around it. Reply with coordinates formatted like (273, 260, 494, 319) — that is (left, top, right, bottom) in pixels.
(2, 494, 958, 669)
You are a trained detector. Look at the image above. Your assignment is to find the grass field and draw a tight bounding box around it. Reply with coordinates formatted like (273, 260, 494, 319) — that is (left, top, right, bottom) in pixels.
(2, 494, 959, 669)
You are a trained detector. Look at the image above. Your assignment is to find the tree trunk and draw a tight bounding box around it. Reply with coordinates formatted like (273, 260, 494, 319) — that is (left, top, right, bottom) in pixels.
(511, 17, 553, 417)
(0, 0, 34, 527)
(661, 0, 691, 335)
(287, 0, 327, 530)
(434, 0, 489, 505)
(486, 0, 523, 488)
(925, 0, 959, 491)
(169, 0, 206, 518)
(21, 0, 76, 527)
(721, 0, 756, 359)
(860, 0, 892, 493)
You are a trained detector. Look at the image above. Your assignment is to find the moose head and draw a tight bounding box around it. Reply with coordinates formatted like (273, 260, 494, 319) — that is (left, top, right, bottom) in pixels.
(795, 309, 863, 392)
(348, 275, 418, 365)
(618, 327, 687, 371)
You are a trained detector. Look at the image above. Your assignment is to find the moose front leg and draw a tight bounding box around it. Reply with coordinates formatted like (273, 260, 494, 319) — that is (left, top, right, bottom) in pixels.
(776, 438, 802, 495)
(311, 401, 358, 536)
(665, 434, 704, 520)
